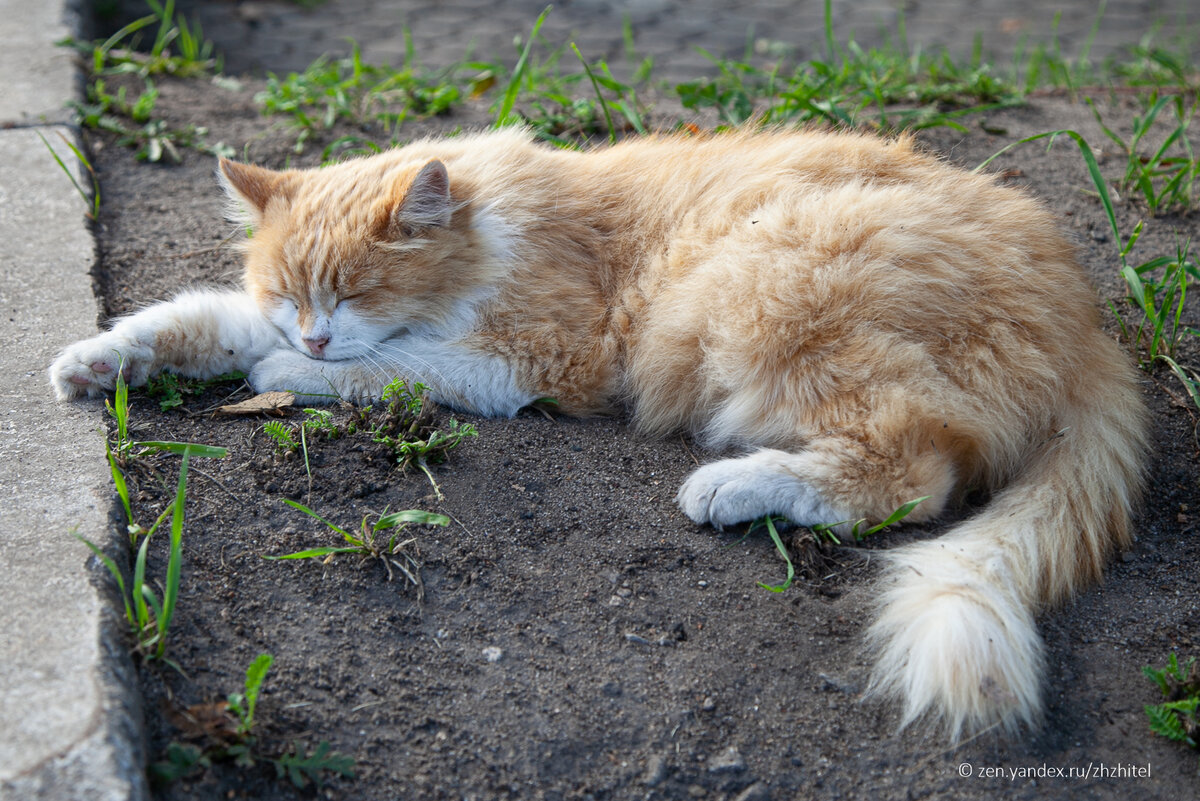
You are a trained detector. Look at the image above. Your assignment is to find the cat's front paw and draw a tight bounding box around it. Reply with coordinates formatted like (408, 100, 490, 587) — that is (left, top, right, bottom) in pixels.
(249, 348, 342, 404)
(676, 450, 839, 529)
(250, 349, 387, 405)
(49, 332, 155, 400)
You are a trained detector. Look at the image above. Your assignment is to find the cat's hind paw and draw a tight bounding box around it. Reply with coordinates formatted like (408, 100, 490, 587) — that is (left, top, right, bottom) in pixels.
(676, 449, 841, 528)
(49, 333, 155, 400)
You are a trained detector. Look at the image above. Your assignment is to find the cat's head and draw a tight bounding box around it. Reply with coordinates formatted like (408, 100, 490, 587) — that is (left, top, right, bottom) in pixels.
(218, 155, 503, 360)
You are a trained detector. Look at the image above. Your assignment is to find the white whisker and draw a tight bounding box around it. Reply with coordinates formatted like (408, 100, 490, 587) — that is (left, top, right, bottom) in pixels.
(365, 340, 452, 388)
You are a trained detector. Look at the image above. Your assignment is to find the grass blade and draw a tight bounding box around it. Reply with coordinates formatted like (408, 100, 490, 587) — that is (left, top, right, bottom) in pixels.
(37, 131, 99, 220)
(1157, 355, 1200, 409)
(74, 533, 135, 627)
(262, 546, 361, 561)
(494, 6, 551, 127)
(374, 510, 451, 529)
(105, 439, 133, 528)
(756, 516, 795, 593)
(136, 440, 228, 458)
(239, 653, 273, 732)
(570, 43, 616, 143)
(156, 449, 189, 658)
(855, 495, 930, 540)
(976, 129, 1120, 244)
(132, 527, 152, 629)
(282, 498, 353, 539)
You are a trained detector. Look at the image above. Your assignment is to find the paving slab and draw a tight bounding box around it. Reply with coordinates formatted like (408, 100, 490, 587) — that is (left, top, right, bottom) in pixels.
(0, 0, 147, 798)
(0, 130, 147, 801)
(157, 0, 1199, 83)
(0, 0, 81, 125)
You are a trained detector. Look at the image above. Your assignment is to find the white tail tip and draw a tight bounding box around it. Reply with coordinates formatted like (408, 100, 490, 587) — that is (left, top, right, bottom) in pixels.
(866, 539, 1046, 740)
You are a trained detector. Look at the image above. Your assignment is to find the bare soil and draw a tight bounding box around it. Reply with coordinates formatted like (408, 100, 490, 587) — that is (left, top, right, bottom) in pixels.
(78, 72, 1200, 800)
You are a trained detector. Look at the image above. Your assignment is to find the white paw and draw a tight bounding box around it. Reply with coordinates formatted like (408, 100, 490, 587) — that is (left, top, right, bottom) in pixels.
(676, 450, 839, 528)
(49, 332, 155, 400)
(249, 348, 376, 405)
(248, 348, 329, 401)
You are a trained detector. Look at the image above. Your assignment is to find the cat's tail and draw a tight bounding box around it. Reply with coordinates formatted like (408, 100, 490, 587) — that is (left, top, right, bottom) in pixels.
(865, 366, 1147, 739)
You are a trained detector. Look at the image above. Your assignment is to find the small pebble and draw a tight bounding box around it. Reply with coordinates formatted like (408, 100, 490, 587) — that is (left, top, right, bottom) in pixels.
(641, 753, 668, 787)
(733, 782, 769, 801)
(482, 646, 503, 662)
(707, 745, 746, 774)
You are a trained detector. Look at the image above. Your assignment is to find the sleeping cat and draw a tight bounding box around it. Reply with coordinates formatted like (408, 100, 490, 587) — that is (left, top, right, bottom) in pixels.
(50, 127, 1147, 739)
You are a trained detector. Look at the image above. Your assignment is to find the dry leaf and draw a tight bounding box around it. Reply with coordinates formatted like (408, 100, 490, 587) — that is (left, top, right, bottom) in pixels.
(216, 391, 295, 416)
(165, 699, 238, 743)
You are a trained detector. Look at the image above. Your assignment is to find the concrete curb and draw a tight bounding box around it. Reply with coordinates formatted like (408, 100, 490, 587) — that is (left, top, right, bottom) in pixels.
(0, 1, 147, 799)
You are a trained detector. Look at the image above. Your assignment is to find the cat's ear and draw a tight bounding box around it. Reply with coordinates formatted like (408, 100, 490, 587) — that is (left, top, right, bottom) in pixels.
(388, 160, 453, 237)
(217, 158, 289, 226)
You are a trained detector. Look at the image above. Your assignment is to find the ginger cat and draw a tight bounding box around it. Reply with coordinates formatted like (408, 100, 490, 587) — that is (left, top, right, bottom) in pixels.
(51, 127, 1147, 739)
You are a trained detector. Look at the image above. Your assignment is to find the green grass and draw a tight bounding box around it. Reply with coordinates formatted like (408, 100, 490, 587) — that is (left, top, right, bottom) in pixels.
(979, 125, 1200, 406)
(365, 378, 478, 499)
(143, 370, 247, 411)
(1089, 93, 1199, 214)
(70, 75, 233, 162)
(150, 652, 356, 788)
(227, 652, 274, 737)
(751, 496, 929, 592)
(77, 447, 191, 664)
(1114, 235, 1197, 365)
(251, 5, 650, 152)
(38, 131, 100, 220)
(1143, 653, 1199, 757)
(255, 38, 461, 154)
(252, 382, 475, 504)
(674, 0, 1024, 132)
(75, 0, 1196, 166)
(76, 368, 230, 664)
(60, 0, 220, 79)
(263, 419, 299, 454)
(482, 7, 648, 143)
(103, 365, 229, 525)
(60, 0, 231, 161)
(262, 408, 342, 490)
(267, 500, 449, 588)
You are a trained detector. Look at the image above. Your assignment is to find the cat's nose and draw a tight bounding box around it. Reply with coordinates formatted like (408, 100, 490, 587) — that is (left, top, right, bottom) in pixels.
(303, 336, 330, 357)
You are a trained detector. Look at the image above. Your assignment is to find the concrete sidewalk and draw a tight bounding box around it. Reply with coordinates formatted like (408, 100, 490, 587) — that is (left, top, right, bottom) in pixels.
(0, 0, 146, 799)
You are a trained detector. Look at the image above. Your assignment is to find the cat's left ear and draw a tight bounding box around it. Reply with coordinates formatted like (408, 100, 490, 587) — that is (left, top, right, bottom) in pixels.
(217, 158, 290, 226)
(391, 160, 453, 236)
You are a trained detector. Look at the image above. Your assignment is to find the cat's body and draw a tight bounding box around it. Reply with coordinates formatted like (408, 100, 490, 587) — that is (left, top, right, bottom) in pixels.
(51, 127, 1147, 739)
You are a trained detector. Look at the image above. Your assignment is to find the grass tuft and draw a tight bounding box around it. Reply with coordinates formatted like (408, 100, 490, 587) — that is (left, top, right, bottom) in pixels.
(1143, 653, 1199, 755)
(268, 500, 449, 591)
(150, 652, 356, 788)
(255, 39, 460, 154)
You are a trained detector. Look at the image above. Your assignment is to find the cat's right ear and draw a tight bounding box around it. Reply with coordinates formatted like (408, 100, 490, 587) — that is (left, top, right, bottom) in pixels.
(217, 159, 289, 227)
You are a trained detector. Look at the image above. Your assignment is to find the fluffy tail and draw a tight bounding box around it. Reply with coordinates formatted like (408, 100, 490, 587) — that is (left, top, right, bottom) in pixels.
(865, 375, 1146, 739)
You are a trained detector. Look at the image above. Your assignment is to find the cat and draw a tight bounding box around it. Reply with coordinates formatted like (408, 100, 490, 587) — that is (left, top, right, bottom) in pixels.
(51, 126, 1148, 740)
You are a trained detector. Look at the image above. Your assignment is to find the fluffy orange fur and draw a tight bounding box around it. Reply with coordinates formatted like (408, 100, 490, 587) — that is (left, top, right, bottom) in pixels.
(56, 126, 1148, 739)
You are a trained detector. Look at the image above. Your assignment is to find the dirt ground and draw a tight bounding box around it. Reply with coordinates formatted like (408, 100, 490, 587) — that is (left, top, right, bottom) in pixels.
(72, 59, 1200, 801)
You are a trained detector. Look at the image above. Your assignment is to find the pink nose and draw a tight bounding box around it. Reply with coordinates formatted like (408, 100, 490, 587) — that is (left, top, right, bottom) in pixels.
(303, 336, 330, 356)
